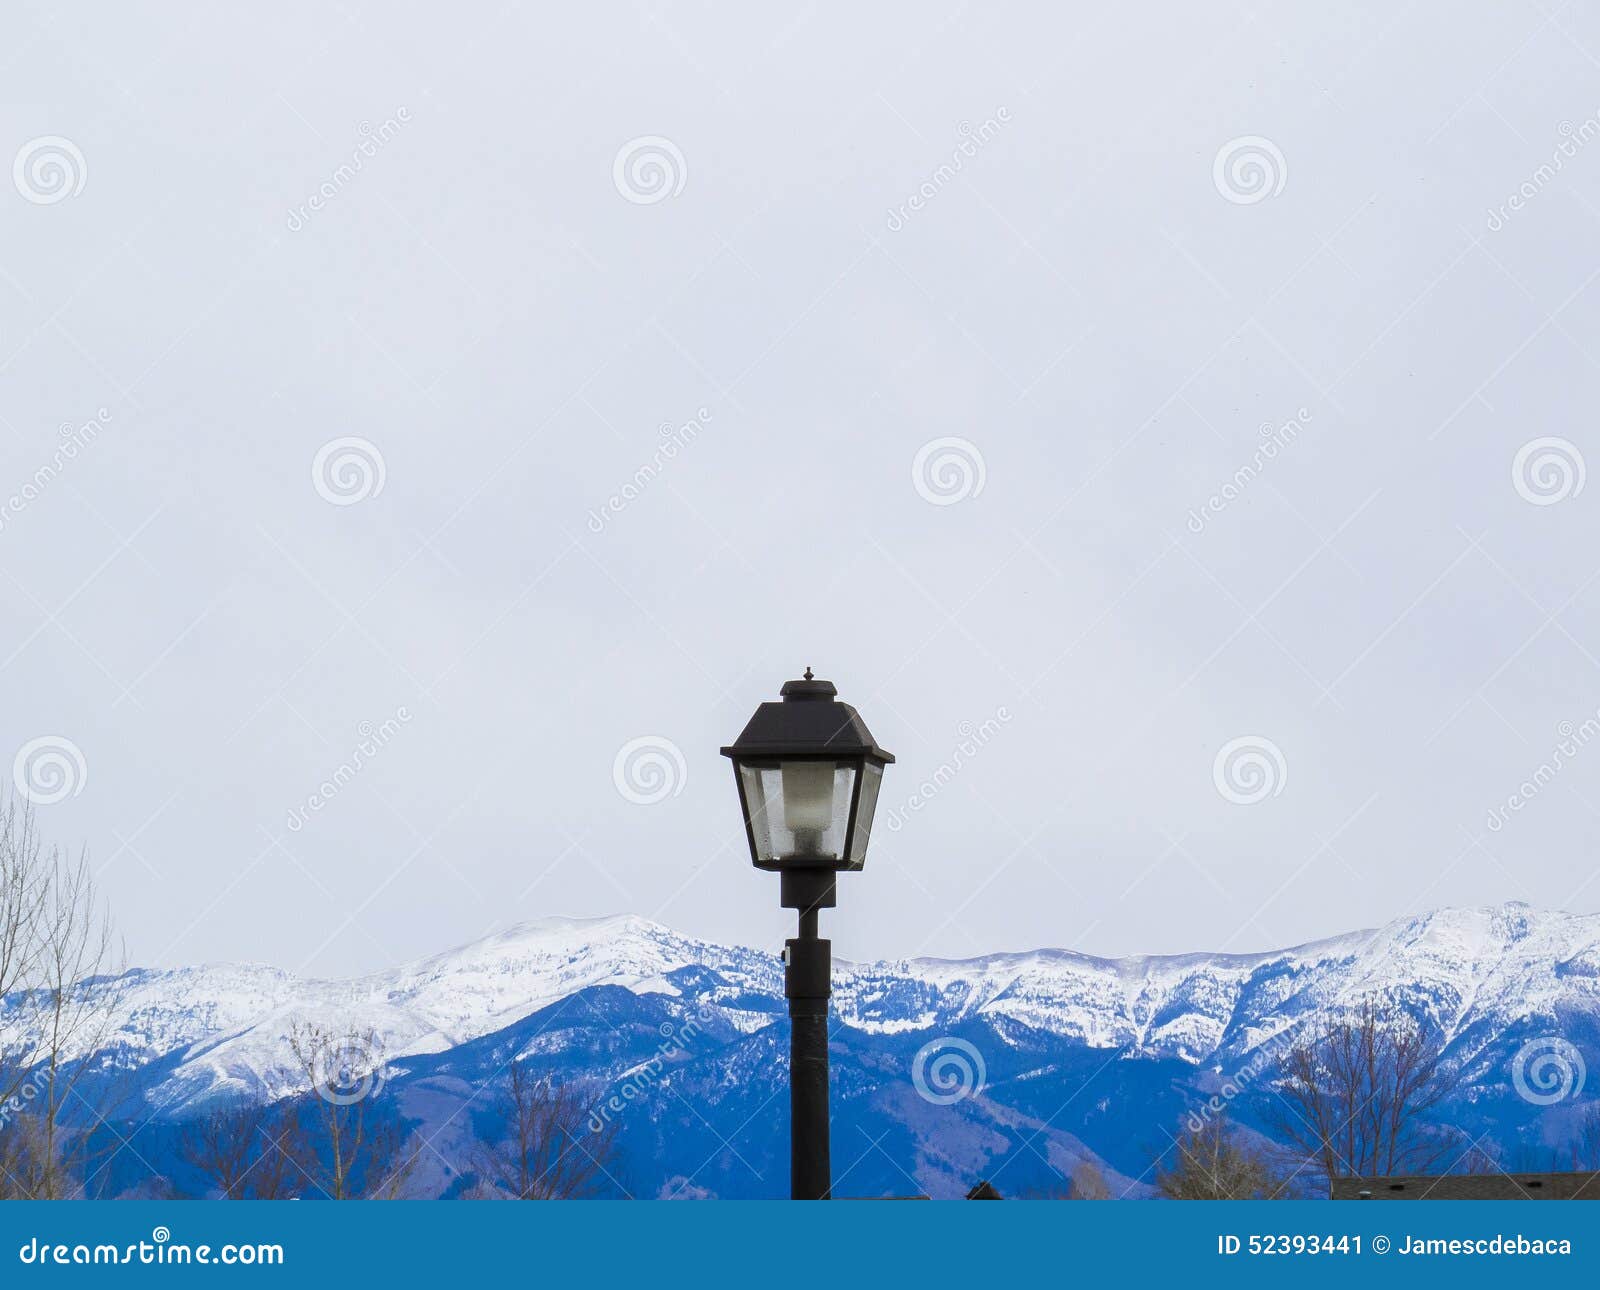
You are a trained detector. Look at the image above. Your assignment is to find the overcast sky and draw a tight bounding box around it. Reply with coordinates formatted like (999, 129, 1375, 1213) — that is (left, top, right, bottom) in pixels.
(5, 3, 1600, 976)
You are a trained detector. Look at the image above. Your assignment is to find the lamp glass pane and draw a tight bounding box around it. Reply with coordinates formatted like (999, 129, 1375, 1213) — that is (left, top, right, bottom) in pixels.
(737, 760, 856, 864)
(845, 761, 883, 866)
(738, 762, 776, 864)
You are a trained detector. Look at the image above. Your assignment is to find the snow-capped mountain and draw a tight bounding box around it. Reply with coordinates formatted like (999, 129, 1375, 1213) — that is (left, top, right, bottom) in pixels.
(10, 902, 1600, 1198)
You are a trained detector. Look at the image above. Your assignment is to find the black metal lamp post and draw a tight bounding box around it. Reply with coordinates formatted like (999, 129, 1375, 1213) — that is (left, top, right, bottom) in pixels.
(721, 670, 894, 1200)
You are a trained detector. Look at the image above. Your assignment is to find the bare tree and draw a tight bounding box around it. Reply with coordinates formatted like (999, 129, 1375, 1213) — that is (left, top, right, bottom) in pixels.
(1557, 1103, 1600, 1172)
(285, 1021, 419, 1199)
(1265, 1000, 1461, 1180)
(177, 1100, 305, 1199)
(1155, 1112, 1287, 1199)
(0, 801, 120, 1199)
(470, 1063, 618, 1199)
(1068, 1160, 1111, 1199)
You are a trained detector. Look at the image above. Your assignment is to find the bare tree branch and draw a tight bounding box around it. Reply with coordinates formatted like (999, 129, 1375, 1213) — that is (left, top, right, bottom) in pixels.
(469, 1063, 618, 1200)
(0, 800, 121, 1198)
(1263, 999, 1462, 1182)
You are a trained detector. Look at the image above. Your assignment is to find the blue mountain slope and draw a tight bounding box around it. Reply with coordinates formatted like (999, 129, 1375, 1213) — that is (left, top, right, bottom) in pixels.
(8, 903, 1600, 1197)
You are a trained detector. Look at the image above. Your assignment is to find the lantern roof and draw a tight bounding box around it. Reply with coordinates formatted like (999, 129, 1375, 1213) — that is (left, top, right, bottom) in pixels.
(720, 670, 895, 764)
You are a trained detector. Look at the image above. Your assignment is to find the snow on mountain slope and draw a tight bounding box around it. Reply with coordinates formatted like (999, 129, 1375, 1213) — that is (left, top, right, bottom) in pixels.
(0, 916, 730, 1097)
(367, 914, 776, 1037)
(830, 903, 1600, 1063)
(10, 902, 1600, 1118)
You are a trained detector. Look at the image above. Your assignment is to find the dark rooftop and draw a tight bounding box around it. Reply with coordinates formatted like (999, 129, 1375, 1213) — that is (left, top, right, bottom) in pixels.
(1332, 1173, 1600, 1200)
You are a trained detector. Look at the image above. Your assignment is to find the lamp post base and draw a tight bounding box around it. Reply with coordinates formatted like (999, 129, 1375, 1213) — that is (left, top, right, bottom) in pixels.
(785, 926, 831, 1200)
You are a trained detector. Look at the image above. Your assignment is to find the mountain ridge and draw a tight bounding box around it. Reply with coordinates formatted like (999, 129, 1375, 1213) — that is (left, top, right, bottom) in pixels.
(31, 899, 1600, 1075)
(9, 900, 1599, 1197)
(108, 897, 1600, 985)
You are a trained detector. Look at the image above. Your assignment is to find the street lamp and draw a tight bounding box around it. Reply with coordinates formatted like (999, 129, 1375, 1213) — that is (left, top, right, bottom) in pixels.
(721, 669, 894, 1200)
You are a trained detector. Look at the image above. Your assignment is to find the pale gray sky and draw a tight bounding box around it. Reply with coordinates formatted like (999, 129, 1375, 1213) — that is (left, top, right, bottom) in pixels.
(5, 3, 1600, 976)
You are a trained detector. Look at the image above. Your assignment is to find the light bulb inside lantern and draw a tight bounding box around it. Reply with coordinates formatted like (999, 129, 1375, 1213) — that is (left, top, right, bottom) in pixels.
(780, 761, 835, 843)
